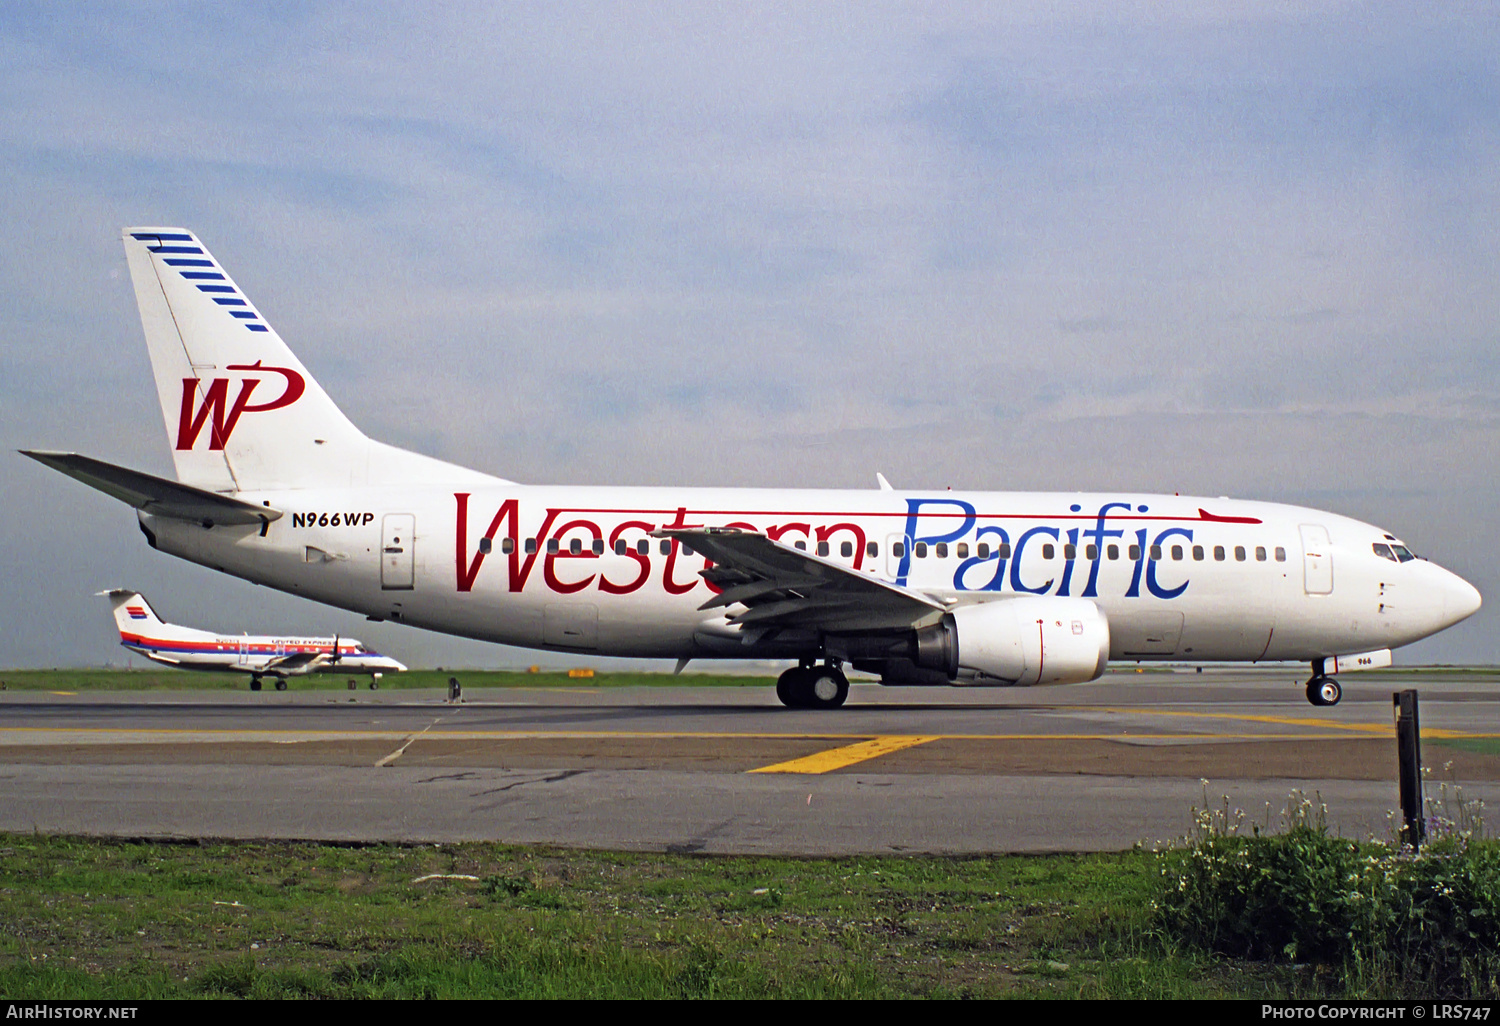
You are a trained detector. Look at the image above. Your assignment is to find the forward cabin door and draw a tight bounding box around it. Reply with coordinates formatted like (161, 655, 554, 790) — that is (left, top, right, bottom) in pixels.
(381, 514, 415, 590)
(1299, 524, 1334, 595)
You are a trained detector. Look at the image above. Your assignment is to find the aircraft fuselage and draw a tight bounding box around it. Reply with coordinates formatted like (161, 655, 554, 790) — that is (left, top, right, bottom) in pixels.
(143, 485, 1479, 668)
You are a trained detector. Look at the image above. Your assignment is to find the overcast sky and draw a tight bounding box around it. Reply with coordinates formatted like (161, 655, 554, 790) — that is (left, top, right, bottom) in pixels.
(1, 2, 1496, 670)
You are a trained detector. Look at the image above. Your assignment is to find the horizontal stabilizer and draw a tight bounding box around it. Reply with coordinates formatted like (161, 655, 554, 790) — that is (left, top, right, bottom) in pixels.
(20, 451, 282, 527)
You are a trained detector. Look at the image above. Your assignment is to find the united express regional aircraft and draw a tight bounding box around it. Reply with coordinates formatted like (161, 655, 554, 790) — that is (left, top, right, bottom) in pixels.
(23, 229, 1483, 709)
(101, 588, 405, 690)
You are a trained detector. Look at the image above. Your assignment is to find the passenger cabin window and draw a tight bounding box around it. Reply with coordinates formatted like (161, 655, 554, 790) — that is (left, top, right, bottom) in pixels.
(592, 539, 604, 555)
(892, 541, 905, 557)
(1255, 546, 1267, 561)
(1086, 544, 1098, 560)
(914, 542, 927, 558)
(568, 538, 581, 555)
(637, 539, 650, 556)
(795, 541, 807, 551)
(525, 538, 537, 554)
(1234, 545, 1246, 561)
(977, 543, 990, 559)
(1214, 545, 1226, 561)
(660, 540, 671, 555)
(841, 541, 854, 558)
(866, 542, 878, 558)
(478, 537, 492, 554)
(816, 541, 829, 556)
(935, 542, 948, 558)
(999, 542, 1012, 559)
(615, 539, 627, 555)
(501, 538, 514, 555)
(1107, 544, 1119, 560)
(1128, 545, 1141, 560)
(1042, 544, 1055, 560)
(547, 538, 560, 554)
(1063, 544, 1076, 559)
(1275, 546, 1287, 562)
(1171, 545, 1183, 560)
(956, 542, 969, 558)
(1193, 545, 1205, 561)
(1149, 545, 1162, 560)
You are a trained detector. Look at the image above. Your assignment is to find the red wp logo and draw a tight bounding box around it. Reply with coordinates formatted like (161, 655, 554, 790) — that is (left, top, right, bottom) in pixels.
(176, 362, 305, 451)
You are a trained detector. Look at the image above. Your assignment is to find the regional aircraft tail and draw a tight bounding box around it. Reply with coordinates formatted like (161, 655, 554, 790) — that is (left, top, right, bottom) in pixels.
(122, 228, 500, 492)
(97, 588, 200, 644)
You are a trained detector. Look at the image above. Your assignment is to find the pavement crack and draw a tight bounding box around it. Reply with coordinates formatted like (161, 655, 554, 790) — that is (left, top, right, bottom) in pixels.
(472, 770, 584, 796)
(666, 816, 740, 854)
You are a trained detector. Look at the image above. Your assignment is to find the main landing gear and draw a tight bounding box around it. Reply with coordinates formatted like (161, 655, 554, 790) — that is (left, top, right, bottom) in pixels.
(1304, 658, 1342, 707)
(775, 661, 850, 710)
(249, 675, 262, 692)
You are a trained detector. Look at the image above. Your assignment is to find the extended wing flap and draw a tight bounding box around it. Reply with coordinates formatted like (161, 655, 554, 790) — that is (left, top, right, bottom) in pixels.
(656, 527, 945, 632)
(20, 451, 282, 527)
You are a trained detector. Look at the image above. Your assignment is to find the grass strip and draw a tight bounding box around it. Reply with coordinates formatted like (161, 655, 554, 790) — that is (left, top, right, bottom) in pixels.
(0, 833, 1302, 999)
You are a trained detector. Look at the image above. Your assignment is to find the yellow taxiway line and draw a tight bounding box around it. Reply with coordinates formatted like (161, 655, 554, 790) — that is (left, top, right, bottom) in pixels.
(748, 735, 940, 774)
(1094, 707, 1487, 741)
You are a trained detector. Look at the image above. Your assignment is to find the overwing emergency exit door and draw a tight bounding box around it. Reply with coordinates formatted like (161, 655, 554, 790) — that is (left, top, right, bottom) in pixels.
(382, 514, 415, 590)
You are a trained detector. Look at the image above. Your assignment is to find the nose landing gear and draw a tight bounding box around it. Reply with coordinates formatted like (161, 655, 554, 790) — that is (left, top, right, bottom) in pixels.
(1304, 658, 1342, 706)
(775, 661, 850, 709)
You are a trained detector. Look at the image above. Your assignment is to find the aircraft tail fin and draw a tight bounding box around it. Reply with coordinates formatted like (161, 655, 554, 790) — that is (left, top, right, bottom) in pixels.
(98, 588, 167, 637)
(123, 227, 370, 492)
(121, 228, 503, 492)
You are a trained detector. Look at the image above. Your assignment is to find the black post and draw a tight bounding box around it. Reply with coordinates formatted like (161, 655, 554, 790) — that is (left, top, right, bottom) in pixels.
(448, 676, 462, 703)
(1394, 689, 1425, 848)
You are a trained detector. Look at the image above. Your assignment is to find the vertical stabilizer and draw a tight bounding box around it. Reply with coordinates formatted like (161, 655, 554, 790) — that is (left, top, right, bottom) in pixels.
(98, 589, 213, 654)
(98, 589, 169, 637)
(122, 228, 370, 491)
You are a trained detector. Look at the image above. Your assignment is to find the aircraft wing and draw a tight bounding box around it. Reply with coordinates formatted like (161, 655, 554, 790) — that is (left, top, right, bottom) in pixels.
(19, 451, 282, 527)
(656, 526, 948, 633)
(263, 651, 330, 674)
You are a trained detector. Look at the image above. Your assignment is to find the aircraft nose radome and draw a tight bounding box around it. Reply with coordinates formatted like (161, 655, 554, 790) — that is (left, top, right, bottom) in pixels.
(1444, 573, 1482, 626)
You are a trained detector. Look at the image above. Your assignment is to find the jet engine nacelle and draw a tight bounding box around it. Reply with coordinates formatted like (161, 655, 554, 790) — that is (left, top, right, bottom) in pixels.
(915, 597, 1111, 686)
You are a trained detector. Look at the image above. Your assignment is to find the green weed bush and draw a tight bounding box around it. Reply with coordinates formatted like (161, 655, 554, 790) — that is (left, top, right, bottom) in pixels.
(1154, 788, 1500, 996)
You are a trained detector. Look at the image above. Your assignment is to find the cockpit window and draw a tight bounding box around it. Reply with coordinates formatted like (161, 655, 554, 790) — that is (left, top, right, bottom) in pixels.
(1372, 543, 1397, 562)
(1391, 544, 1416, 563)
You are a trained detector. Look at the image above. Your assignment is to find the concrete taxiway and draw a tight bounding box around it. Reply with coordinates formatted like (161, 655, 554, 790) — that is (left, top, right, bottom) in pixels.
(1, 670, 1496, 854)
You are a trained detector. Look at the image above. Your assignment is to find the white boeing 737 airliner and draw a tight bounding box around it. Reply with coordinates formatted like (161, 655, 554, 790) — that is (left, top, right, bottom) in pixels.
(23, 229, 1482, 708)
(100, 588, 405, 690)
